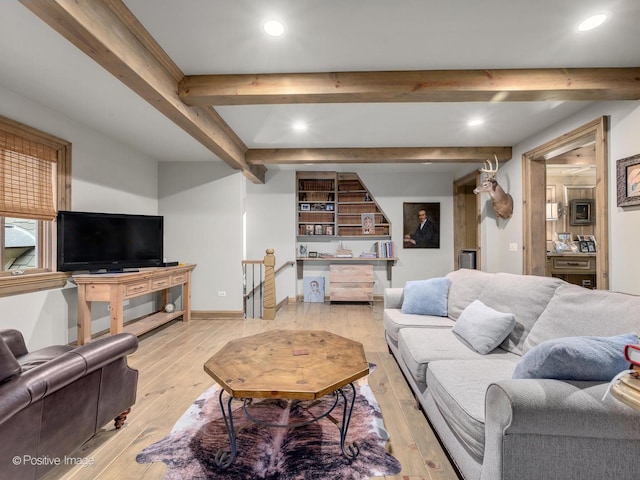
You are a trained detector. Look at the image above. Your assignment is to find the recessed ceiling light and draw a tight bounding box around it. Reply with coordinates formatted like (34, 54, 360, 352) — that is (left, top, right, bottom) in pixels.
(263, 19, 285, 37)
(578, 14, 607, 32)
(467, 118, 484, 127)
(292, 121, 308, 132)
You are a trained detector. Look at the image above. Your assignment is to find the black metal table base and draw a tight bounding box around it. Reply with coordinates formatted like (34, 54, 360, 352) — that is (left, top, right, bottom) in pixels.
(215, 383, 359, 468)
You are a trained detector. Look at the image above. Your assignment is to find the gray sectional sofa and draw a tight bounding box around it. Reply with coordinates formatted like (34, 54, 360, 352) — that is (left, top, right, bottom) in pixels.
(384, 268, 640, 480)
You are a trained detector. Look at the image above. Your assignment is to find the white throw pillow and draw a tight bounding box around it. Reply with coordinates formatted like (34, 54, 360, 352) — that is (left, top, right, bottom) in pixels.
(452, 300, 516, 354)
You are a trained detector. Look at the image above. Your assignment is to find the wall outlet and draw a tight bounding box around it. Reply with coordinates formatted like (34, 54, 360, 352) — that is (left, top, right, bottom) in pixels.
(217, 291, 226, 297)
(509, 243, 518, 252)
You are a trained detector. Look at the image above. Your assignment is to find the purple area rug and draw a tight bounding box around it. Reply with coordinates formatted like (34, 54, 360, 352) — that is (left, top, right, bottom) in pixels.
(136, 366, 401, 479)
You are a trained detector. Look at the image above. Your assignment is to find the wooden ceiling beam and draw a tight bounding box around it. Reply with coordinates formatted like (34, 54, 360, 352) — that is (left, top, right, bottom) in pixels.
(20, 0, 266, 184)
(247, 147, 512, 164)
(180, 68, 640, 106)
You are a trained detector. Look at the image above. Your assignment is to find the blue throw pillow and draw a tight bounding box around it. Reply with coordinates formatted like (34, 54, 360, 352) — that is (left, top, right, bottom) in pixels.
(512, 333, 638, 381)
(401, 277, 450, 316)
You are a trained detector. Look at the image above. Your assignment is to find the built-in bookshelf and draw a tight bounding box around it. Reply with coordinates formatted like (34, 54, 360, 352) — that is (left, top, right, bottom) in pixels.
(297, 171, 336, 237)
(336, 172, 391, 237)
(296, 171, 391, 240)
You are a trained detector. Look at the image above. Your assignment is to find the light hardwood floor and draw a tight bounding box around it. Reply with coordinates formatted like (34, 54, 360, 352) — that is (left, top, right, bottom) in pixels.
(45, 302, 460, 480)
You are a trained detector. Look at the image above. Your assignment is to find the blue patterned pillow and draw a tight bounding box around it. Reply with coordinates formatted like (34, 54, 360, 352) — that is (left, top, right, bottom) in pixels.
(401, 277, 450, 316)
(513, 333, 638, 381)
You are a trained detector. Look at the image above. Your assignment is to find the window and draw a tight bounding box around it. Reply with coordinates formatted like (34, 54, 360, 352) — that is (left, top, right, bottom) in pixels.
(0, 115, 71, 296)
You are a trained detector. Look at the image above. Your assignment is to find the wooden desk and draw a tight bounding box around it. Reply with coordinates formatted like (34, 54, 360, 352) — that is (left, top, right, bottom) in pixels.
(547, 254, 596, 288)
(73, 264, 196, 345)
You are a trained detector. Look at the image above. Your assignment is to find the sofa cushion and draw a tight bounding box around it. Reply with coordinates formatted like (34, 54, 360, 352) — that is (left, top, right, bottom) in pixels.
(383, 309, 455, 346)
(445, 268, 493, 320)
(524, 283, 640, 352)
(513, 333, 638, 381)
(477, 273, 565, 355)
(401, 277, 450, 316)
(397, 328, 520, 391)
(0, 338, 21, 383)
(452, 300, 516, 354)
(427, 359, 518, 461)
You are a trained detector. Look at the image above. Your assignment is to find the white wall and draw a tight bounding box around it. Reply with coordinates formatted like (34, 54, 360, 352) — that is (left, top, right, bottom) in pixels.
(245, 170, 297, 304)
(159, 162, 244, 311)
(481, 100, 640, 295)
(0, 85, 159, 349)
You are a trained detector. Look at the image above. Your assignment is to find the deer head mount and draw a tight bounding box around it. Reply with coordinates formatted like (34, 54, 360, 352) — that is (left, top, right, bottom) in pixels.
(473, 155, 514, 219)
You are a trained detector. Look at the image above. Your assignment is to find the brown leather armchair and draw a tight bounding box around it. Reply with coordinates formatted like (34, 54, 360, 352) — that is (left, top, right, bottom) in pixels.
(0, 329, 138, 480)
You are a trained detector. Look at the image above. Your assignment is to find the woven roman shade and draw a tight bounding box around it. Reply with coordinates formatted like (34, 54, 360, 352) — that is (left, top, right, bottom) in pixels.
(0, 130, 57, 221)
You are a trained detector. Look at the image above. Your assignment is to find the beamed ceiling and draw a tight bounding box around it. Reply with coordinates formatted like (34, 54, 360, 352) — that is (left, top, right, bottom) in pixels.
(5, 1, 640, 183)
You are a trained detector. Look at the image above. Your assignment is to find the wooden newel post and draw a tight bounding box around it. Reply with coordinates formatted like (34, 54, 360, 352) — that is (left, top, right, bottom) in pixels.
(263, 248, 276, 320)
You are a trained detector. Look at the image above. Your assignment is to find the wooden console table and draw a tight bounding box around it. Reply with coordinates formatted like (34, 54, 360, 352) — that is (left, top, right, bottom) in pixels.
(73, 264, 196, 345)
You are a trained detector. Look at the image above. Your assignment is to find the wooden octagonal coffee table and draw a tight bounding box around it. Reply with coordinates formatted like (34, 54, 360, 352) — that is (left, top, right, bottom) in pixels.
(204, 329, 370, 468)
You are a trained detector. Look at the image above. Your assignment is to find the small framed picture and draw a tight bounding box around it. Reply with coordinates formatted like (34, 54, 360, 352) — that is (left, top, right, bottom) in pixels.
(325, 225, 334, 235)
(308, 251, 318, 258)
(570, 199, 593, 226)
(361, 213, 375, 234)
(314, 224, 323, 235)
(557, 232, 571, 243)
(579, 241, 589, 253)
(305, 225, 314, 235)
(299, 244, 307, 257)
(587, 240, 596, 252)
(300, 203, 310, 211)
(326, 204, 334, 211)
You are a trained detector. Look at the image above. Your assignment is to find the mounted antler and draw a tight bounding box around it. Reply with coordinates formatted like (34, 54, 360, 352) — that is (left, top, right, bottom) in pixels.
(473, 155, 514, 219)
(480, 154, 500, 179)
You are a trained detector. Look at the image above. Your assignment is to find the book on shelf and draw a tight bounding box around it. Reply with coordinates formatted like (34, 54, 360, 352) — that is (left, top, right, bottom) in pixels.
(373, 241, 395, 258)
(359, 252, 378, 258)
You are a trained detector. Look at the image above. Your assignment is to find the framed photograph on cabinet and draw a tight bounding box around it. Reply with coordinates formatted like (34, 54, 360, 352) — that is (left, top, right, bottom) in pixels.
(305, 225, 314, 235)
(579, 241, 589, 253)
(300, 203, 310, 211)
(617, 153, 640, 207)
(314, 224, 323, 235)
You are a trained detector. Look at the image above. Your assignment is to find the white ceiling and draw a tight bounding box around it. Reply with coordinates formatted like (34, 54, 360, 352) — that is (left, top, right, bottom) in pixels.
(1, 1, 639, 174)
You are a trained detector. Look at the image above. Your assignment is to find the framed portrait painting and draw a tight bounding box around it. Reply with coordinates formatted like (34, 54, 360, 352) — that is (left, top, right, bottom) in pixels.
(403, 203, 440, 248)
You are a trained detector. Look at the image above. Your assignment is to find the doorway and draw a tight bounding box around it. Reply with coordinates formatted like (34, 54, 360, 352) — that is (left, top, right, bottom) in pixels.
(453, 170, 481, 270)
(522, 117, 609, 289)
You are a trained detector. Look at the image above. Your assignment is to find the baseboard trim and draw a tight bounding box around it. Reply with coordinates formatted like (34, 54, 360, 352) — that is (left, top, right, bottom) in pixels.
(191, 310, 244, 320)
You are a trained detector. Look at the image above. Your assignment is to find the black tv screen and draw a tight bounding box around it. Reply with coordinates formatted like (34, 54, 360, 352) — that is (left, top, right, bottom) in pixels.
(57, 210, 164, 272)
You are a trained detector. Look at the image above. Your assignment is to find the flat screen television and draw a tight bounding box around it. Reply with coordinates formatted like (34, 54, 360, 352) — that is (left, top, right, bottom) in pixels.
(57, 210, 164, 272)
